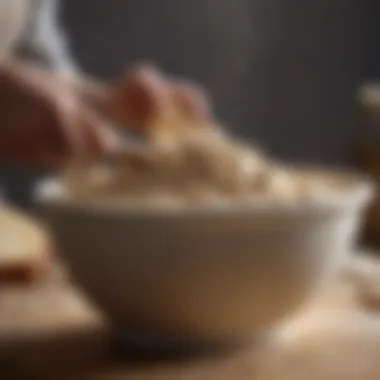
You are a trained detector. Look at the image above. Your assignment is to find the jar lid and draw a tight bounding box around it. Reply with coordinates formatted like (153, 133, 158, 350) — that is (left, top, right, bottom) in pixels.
(359, 82, 380, 109)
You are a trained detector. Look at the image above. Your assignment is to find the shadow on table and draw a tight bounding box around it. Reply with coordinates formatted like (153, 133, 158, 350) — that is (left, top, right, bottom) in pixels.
(0, 324, 258, 379)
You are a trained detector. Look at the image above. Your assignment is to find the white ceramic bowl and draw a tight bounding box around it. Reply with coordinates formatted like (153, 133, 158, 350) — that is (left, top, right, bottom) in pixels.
(35, 168, 373, 342)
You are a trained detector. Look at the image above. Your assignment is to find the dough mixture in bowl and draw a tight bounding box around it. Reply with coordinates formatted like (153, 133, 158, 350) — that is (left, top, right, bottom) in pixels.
(61, 76, 356, 209)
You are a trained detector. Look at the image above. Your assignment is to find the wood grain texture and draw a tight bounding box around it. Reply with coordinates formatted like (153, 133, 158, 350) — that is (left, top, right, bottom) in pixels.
(0, 255, 380, 379)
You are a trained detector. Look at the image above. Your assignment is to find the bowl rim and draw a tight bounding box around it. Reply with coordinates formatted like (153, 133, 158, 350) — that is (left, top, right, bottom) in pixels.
(33, 166, 375, 219)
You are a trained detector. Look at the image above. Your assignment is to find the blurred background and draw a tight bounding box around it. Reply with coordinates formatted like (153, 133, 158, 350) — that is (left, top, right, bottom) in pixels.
(58, 0, 374, 166)
(3, 0, 380, 225)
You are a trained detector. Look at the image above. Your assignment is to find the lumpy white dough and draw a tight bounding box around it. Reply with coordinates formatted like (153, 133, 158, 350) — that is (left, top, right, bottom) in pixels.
(62, 125, 339, 207)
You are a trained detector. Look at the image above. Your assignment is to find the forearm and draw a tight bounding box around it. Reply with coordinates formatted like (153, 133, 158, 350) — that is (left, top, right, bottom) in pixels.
(12, 0, 118, 123)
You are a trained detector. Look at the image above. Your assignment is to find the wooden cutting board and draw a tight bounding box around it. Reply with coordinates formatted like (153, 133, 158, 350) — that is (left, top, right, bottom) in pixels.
(1, 255, 380, 380)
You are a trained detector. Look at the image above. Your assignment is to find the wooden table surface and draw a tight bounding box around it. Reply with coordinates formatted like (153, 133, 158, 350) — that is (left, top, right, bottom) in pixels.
(1, 255, 380, 380)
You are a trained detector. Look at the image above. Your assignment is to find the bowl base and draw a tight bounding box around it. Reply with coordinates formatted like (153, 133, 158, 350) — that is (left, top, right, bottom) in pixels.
(111, 327, 267, 360)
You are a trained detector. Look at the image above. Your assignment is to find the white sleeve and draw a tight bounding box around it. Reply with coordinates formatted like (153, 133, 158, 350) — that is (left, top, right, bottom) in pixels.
(15, 0, 78, 75)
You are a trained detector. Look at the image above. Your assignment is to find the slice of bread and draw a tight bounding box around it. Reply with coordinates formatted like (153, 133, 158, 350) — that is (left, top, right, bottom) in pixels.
(0, 205, 51, 284)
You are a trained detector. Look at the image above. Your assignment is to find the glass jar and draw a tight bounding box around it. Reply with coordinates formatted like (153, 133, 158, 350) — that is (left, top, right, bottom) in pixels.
(356, 82, 380, 246)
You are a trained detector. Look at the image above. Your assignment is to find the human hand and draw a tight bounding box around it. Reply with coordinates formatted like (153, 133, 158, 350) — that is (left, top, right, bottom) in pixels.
(109, 65, 212, 130)
(0, 62, 119, 168)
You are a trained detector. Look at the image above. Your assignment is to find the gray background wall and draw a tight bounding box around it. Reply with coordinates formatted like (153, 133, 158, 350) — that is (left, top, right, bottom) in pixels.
(61, 0, 367, 166)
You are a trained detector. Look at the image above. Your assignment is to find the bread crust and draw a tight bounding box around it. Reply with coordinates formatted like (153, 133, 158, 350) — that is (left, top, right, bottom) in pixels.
(0, 248, 50, 285)
(0, 206, 51, 285)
